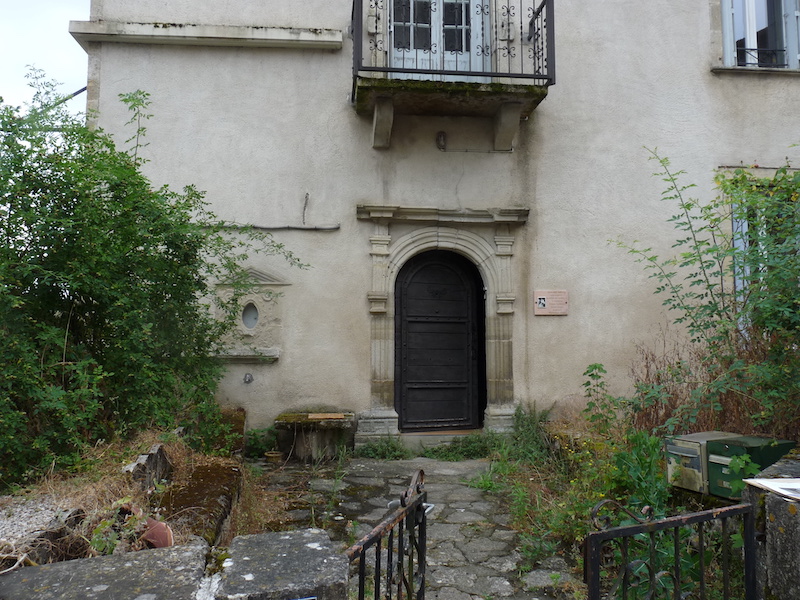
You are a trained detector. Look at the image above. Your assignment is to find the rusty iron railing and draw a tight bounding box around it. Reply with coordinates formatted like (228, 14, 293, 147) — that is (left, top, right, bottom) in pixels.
(346, 470, 429, 600)
(584, 500, 756, 600)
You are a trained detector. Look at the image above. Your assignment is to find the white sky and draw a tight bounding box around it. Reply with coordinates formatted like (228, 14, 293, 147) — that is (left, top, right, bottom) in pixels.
(0, 0, 92, 112)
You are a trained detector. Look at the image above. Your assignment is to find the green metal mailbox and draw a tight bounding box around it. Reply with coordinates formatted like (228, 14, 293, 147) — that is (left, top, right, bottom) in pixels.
(707, 435, 796, 499)
(665, 431, 739, 494)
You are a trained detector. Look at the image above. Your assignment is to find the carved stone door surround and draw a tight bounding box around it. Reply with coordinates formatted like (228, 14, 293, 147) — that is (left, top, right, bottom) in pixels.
(355, 204, 528, 442)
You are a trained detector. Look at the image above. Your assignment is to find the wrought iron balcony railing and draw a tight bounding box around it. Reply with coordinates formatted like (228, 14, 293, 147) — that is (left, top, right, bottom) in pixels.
(353, 0, 555, 85)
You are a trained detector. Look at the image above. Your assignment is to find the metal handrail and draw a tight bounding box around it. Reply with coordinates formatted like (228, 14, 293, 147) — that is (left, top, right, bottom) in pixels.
(737, 47, 787, 68)
(346, 470, 428, 600)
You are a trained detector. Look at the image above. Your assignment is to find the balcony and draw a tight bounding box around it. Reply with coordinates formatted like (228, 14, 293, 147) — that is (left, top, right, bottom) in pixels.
(352, 0, 554, 148)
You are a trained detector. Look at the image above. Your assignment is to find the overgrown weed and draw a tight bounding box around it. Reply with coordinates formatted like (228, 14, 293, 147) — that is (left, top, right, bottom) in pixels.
(470, 389, 669, 569)
(353, 436, 413, 460)
(219, 464, 301, 544)
(2, 429, 230, 561)
(422, 431, 504, 461)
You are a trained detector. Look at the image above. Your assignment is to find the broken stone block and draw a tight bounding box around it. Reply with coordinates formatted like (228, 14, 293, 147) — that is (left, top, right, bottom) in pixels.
(217, 529, 349, 600)
(122, 443, 173, 491)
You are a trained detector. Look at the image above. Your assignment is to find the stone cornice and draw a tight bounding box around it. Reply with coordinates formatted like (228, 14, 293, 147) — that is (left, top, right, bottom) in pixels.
(356, 205, 529, 225)
(217, 348, 280, 364)
(69, 20, 343, 51)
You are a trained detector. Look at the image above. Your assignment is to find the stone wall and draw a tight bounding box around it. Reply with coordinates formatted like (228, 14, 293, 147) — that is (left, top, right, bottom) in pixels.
(743, 452, 800, 600)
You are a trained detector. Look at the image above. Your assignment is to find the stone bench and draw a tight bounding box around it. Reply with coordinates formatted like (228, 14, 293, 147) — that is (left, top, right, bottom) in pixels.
(274, 412, 356, 461)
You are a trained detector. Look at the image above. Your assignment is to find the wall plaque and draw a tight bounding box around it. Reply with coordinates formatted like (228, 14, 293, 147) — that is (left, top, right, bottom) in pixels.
(533, 290, 569, 315)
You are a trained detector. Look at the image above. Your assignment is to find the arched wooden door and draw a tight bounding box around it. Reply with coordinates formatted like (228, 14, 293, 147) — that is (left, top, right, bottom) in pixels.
(395, 250, 486, 431)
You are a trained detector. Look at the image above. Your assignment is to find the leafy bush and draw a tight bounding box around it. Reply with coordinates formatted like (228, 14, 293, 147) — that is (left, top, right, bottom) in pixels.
(0, 74, 299, 486)
(622, 151, 800, 438)
(244, 427, 279, 458)
(583, 364, 669, 512)
(471, 382, 669, 565)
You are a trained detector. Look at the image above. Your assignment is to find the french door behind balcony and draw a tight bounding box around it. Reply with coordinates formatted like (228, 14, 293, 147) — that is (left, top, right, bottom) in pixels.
(390, 0, 490, 79)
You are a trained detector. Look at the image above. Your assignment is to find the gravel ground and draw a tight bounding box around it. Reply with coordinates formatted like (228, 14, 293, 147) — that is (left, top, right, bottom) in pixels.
(0, 495, 64, 549)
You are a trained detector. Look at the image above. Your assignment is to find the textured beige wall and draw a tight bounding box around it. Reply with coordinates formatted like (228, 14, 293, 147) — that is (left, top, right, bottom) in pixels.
(83, 0, 800, 427)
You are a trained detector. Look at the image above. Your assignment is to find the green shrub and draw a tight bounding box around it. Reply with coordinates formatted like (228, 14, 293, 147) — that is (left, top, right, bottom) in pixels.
(244, 427, 279, 458)
(621, 151, 800, 438)
(0, 74, 300, 486)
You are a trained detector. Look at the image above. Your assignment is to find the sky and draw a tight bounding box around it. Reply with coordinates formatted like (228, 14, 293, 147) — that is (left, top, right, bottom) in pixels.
(0, 0, 92, 112)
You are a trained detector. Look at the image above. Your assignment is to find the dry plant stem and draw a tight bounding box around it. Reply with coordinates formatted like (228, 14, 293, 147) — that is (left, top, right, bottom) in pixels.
(0, 551, 37, 574)
(17, 431, 222, 556)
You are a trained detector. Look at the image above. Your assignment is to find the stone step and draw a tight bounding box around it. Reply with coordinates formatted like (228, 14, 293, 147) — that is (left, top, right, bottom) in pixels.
(0, 538, 208, 600)
(0, 530, 349, 600)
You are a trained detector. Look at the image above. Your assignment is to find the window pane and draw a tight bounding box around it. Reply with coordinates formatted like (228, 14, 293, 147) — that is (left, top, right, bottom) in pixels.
(395, 25, 411, 49)
(796, 0, 800, 62)
(734, 0, 787, 66)
(444, 3, 462, 26)
(762, 0, 785, 65)
(394, 0, 410, 23)
(414, 25, 431, 49)
(415, 1, 432, 25)
(444, 29, 463, 52)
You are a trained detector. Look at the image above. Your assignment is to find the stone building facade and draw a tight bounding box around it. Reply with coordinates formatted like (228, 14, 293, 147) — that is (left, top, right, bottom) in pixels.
(70, 0, 800, 441)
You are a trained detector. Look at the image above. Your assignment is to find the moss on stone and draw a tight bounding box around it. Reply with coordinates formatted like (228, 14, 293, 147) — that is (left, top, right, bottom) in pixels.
(353, 75, 548, 117)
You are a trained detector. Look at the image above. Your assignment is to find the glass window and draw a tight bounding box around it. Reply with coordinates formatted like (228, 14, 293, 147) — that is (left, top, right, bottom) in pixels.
(733, 0, 785, 66)
(390, 0, 490, 74)
(795, 0, 800, 60)
(393, 0, 433, 50)
(723, 0, 800, 68)
(443, 1, 470, 52)
(242, 302, 259, 329)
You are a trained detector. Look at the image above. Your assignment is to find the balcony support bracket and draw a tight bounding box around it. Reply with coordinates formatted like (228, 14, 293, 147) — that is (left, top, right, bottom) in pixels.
(372, 97, 394, 150)
(494, 102, 524, 151)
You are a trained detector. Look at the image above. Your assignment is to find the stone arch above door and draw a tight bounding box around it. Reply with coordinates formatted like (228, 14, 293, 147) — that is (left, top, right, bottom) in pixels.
(386, 227, 501, 312)
(355, 205, 528, 444)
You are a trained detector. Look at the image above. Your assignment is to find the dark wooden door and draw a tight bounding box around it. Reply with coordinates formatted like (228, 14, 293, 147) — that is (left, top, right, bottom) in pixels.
(395, 251, 485, 431)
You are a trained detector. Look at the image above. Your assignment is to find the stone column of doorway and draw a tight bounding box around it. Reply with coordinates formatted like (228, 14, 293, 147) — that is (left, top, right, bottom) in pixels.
(355, 223, 401, 445)
(483, 230, 517, 432)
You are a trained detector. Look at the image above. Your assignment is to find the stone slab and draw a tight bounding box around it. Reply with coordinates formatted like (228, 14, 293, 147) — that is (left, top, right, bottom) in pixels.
(441, 510, 484, 524)
(216, 529, 348, 600)
(0, 538, 208, 600)
(523, 568, 577, 592)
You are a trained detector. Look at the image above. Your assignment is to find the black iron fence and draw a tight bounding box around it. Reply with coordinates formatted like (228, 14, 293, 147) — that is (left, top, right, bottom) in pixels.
(353, 0, 554, 84)
(346, 470, 429, 600)
(584, 500, 756, 600)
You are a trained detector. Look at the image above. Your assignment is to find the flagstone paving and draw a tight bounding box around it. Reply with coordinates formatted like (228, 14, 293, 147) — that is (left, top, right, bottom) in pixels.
(0, 456, 580, 599)
(306, 457, 580, 600)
